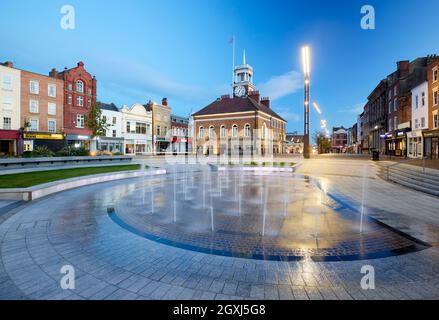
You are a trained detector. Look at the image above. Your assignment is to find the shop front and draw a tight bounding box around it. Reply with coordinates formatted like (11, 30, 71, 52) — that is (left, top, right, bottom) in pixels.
(96, 137, 124, 154)
(124, 139, 152, 155)
(385, 128, 410, 157)
(171, 137, 191, 154)
(0, 130, 20, 156)
(424, 129, 439, 159)
(407, 130, 424, 159)
(23, 132, 65, 153)
(65, 134, 94, 150)
(154, 136, 170, 154)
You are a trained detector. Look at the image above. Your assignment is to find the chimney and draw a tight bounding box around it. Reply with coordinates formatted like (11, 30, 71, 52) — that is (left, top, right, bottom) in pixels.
(249, 90, 260, 103)
(397, 60, 410, 77)
(221, 94, 230, 99)
(77, 61, 84, 67)
(261, 97, 270, 108)
(49, 68, 58, 78)
(3, 61, 13, 68)
(162, 97, 168, 106)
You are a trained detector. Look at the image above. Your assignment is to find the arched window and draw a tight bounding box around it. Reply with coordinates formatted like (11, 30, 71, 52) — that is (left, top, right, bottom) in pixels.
(244, 124, 251, 137)
(220, 125, 226, 138)
(209, 126, 215, 138)
(76, 80, 84, 93)
(232, 125, 238, 137)
(198, 127, 204, 139)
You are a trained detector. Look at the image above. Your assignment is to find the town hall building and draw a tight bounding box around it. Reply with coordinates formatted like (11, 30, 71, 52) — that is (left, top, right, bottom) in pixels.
(192, 52, 287, 156)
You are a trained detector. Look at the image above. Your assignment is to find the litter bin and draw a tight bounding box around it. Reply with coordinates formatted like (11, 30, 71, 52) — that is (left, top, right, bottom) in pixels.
(371, 149, 380, 161)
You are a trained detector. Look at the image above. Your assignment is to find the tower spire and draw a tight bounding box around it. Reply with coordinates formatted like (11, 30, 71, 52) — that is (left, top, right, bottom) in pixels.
(243, 49, 246, 65)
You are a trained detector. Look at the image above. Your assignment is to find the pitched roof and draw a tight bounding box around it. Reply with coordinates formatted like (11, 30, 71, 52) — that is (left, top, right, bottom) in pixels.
(98, 102, 119, 112)
(193, 96, 286, 122)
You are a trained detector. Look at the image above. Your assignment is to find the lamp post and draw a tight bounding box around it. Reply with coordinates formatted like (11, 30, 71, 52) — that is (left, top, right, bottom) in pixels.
(302, 46, 311, 159)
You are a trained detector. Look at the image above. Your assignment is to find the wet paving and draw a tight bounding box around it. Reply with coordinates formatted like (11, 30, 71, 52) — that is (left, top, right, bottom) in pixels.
(111, 169, 428, 262)
(1, 161, 439, 300)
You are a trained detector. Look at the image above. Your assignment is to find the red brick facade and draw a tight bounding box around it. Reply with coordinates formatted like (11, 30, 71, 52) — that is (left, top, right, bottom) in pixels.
(55, 62, 97, 135)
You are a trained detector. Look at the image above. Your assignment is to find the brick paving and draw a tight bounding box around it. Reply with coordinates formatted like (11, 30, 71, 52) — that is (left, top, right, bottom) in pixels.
(0, 159, 439, 300)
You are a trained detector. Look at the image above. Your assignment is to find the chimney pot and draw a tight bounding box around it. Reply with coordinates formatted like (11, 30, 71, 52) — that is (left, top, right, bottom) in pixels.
(3, 61, 13, 68)
(261, 97, 270, 108)
(49, 68, 58, 78)
(162, 97, 168, 106)
(249, 90, 260, 103)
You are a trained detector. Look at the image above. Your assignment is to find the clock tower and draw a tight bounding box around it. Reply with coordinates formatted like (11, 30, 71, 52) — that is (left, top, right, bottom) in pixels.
(233, 50, 256, 97)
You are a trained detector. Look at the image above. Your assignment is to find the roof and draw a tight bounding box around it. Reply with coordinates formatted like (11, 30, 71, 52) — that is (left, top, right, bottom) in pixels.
(98, 102, 119, 112)
(193, 96, 286, 122)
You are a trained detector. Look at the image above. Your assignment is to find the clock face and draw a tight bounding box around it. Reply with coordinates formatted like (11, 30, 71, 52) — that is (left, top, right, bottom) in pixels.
(234, 85, 246, 97)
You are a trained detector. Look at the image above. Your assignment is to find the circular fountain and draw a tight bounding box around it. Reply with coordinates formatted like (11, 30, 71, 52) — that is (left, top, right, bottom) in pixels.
(108, 166, 429, 261)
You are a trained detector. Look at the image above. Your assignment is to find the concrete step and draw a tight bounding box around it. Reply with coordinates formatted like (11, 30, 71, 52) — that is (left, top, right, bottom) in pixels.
(388, 166, 439, 188)
(388, 165, 439, 180)
(388, 171, 439, 192)
(386, 174, 439, 197)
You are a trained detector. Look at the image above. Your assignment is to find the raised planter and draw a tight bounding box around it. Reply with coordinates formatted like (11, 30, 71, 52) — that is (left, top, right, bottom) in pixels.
(0, 169, 166, 201)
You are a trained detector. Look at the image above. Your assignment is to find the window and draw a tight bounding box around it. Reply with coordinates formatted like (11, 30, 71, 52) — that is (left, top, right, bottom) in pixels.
(220, 125, 226, 138)
(415, 95, 419, 109)
(68, 94, 72, 105)
(2, 74, 12, 90)
(48, 103, 56, 115)
(112, 130, 116, 138)
(30, 80, 39, 94)
(434, 112, 438, 129)
(136, 122, 146, 134)
(394, 86, 397, 96)
(198, 127, 204, 139)
(3, 117, 11, 130)
(67, 83, 73, 91)
(164, 127, 168, 136)
(389, 118, 392, 131)
(48, 84, 56, 97)
(112, 117, 116, 125)
(102, 115, 107, 123)
(209, 126, 215, 138)
(415, 118, 419, 129)
(388, 100, 392, 114)
(76, 114, 85, 128)
(434, 89, 438, 106)
(29, 99, 39, 113)
(88, 99, 92, 108)
(29, 119, 39, 131)
(87, 88, 92, 95)
(76, 80, 84, 93)
(422, 92, 426, 107)
(434, 66, 438, 83)
(394, 116, 398, 130)
(156, 125, 161, 136)
(48, 120, 56, 132)
(244, 124, 251, 137)
(232, 125, 238, 137)
(126, 122, 131, 133)
(76, 96, 84, 107)
(421, 117, 425, 128)
(394, 97, 398, 111)
(2, 96, 12, 110)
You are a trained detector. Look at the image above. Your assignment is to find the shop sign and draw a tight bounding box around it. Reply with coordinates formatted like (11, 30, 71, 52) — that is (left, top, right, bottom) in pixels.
(23, 133, 64, 140)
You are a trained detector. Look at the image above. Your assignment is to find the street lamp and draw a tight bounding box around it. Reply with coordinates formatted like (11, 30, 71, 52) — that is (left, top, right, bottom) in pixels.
(302, 46, 311, 159)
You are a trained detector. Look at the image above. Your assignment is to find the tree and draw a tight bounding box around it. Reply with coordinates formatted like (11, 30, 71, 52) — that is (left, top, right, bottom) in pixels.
(313, 131, 331, 154)
(86, 102, 110, 138)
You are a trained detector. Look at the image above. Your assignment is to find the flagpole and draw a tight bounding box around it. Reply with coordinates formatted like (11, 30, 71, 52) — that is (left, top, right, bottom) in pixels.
(232, 36, 235, 95)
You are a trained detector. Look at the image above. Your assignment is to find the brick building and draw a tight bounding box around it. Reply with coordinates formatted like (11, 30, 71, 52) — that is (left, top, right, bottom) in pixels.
(192, 52, 286, 156)
(55, 61, 97, 149)
(331, 126, 347, 153)
(20, 69, 64, 152)
(384, 58, 428, 157)
(367, 79, 387, 154)
(424, 55, 439, 159)
(171, 115, 191, 154)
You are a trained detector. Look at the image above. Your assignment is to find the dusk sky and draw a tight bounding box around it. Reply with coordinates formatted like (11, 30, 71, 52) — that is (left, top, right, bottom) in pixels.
(1, 0, 438, 134)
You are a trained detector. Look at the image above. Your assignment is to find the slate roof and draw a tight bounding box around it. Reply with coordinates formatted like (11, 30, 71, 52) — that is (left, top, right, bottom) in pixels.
(193, 96, 286, 122)
(98, 102, 119, 112)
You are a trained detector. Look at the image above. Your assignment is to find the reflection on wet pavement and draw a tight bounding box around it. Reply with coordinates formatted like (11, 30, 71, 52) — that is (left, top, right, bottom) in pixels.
(110, 169, 429, 261)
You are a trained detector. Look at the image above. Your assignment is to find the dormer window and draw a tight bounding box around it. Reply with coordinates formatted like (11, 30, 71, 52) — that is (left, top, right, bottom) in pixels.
(76, 80, 84, 93)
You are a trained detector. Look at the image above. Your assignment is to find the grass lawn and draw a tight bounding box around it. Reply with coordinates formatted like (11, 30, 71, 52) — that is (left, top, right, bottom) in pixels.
(0, 164, 141, 188)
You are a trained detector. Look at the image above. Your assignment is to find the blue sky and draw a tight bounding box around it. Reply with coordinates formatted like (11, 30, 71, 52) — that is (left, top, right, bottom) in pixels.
(1, 0, 438, 134)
